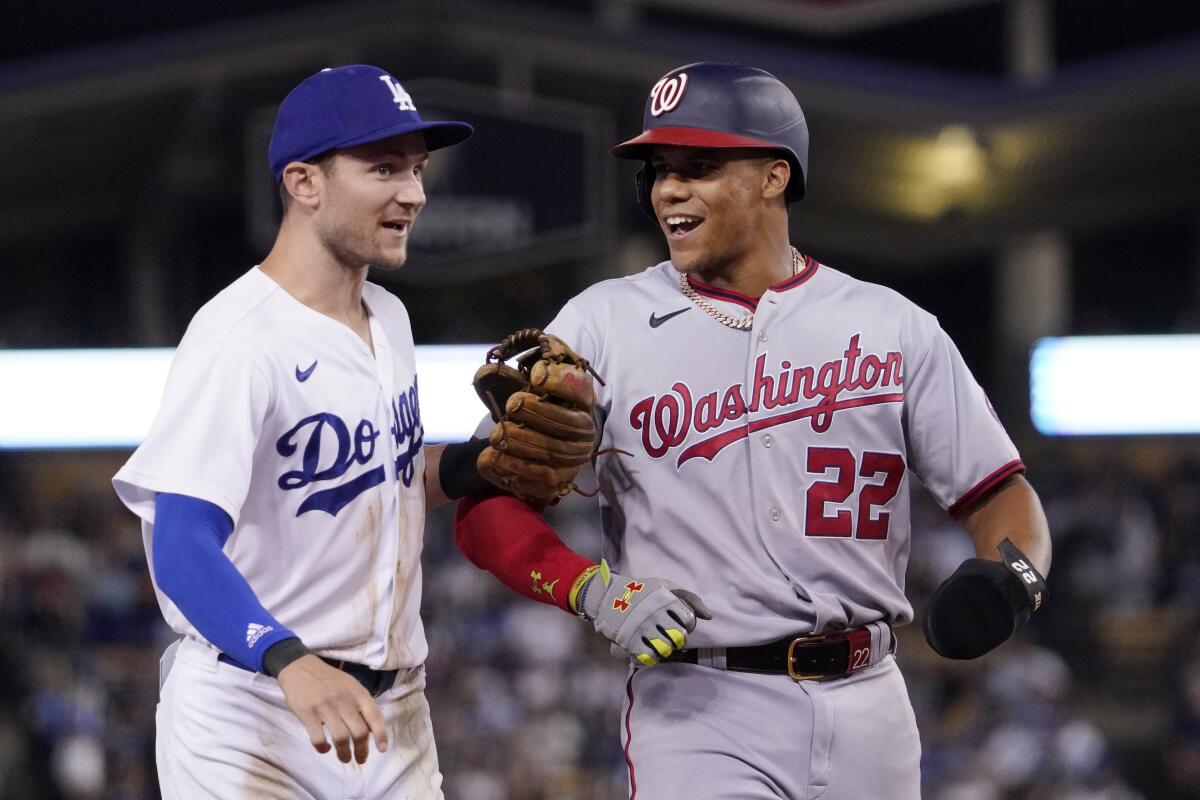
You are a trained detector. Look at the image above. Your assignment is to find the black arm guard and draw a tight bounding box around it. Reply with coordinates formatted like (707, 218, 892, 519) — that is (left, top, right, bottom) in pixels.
(922, 538, 1047, 660)
(439, 438, 492, 500)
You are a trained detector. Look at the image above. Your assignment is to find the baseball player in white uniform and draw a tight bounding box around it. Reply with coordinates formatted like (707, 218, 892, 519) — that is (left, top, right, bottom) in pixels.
(455, 62, 1053, 799)
(112, 65, 493, 799)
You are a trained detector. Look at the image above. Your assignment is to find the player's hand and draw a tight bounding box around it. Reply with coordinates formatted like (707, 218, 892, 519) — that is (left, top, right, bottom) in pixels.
(581, 560, 713, 667)
(276, 655, 389, 764)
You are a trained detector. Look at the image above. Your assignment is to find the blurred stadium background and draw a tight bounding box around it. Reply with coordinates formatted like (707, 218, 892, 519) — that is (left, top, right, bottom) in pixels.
(3, 0, 1200, 797)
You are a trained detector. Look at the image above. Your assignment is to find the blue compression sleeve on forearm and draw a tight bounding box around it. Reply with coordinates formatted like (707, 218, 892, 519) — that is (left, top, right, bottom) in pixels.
(153, 493, 298, 671)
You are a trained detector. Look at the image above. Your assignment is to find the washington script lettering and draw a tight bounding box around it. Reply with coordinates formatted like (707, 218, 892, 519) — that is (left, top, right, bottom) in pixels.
(629, 334, 905, 466)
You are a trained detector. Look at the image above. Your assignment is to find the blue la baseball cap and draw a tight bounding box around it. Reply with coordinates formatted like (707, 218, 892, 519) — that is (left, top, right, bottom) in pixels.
(268, 65, 474, 181)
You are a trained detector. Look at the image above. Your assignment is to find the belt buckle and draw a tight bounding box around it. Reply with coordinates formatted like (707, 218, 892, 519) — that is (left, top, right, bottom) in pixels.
(786, 634, 829, 681)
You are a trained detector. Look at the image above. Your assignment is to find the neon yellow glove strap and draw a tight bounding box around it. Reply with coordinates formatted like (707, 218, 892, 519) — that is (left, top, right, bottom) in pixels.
(568, 564, 602, 615)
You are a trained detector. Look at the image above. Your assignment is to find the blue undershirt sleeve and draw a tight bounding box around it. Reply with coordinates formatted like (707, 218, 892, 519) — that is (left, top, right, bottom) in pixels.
(153, 492, 298, 672)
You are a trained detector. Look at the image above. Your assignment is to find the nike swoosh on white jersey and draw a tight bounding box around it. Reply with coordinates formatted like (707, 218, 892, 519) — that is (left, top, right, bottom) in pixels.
(295, 360, 318, 382)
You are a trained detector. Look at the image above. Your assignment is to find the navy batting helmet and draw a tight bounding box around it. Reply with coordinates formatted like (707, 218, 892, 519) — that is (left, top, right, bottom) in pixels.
(612, 62, 809, 219)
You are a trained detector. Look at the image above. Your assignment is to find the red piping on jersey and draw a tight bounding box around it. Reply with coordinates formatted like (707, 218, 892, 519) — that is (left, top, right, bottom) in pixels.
(771, 255, 819, 291)
(686, 256, 819, 312)
(948, 459, 1025, 519)
(687, 279, 759, 311)
(677, 392, 905, 466)
(624, 674, 638, 799)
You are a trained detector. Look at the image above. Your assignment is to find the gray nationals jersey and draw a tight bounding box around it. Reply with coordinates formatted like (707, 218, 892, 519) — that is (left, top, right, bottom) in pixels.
(546, 258, 1022, 647)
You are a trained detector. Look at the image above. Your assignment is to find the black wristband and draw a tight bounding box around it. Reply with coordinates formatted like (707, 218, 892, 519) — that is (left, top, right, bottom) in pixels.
(439, 438, 493, 500)
(262, 637, 312, 677)
(996, 537, 1048, 626)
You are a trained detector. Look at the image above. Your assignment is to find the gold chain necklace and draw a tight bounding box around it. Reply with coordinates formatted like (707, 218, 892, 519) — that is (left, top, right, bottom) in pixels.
(679, 247, 804, 331)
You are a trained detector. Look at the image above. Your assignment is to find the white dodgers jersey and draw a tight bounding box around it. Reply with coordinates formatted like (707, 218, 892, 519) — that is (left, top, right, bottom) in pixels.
(114, 268, 428, 670)
(547, 258, 1022, 647)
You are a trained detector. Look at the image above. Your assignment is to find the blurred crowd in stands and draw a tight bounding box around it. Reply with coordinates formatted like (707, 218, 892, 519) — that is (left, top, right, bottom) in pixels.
(0, 447, 1196, 799)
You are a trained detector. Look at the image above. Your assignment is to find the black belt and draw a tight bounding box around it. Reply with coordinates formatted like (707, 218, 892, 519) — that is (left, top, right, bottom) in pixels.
(666, 627, 881, 681)
(218, 653, 399, 698)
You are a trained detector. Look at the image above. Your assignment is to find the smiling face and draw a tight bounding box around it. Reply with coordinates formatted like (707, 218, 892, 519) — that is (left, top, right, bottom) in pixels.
(649, 145, 789, 275)
(311, 132, 429, 272)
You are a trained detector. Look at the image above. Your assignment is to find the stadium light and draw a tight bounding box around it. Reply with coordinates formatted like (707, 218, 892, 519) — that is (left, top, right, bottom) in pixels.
(1031, 335, 1200, 435)
(0, 346, 490, 449)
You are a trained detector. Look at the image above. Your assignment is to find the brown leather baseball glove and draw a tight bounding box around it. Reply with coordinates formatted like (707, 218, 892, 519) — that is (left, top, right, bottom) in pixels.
(473, 329, 600, 505)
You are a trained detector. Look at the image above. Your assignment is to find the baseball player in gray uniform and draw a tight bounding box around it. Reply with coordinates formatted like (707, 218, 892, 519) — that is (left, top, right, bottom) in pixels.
(456, 62, 1052, 799)
(112, 65, 503, 799)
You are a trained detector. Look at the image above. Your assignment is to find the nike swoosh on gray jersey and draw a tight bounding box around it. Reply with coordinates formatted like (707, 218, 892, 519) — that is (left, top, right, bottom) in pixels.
(649, 307, 691, 328)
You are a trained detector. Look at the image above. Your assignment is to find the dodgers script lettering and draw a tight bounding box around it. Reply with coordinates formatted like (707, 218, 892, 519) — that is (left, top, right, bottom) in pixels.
(277, 377, 424, 517)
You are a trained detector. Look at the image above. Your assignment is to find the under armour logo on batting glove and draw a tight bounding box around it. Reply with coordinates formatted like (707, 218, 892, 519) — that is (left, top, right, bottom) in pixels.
(581, 560, 713, 667)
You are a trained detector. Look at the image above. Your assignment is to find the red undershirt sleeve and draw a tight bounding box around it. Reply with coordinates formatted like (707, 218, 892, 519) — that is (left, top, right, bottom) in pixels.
(454, 493, 597, 614)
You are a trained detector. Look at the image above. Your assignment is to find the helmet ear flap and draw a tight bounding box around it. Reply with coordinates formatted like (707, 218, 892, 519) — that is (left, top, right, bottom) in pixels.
(635, 162, 656, 221)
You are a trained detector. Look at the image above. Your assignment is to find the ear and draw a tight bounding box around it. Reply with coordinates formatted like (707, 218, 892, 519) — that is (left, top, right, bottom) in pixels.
(761, 159, 791, 201)
(281, 162, 324, 210)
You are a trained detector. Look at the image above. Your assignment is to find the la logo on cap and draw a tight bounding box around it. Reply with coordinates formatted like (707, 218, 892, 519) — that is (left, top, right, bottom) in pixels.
(379, 75, 416, 111)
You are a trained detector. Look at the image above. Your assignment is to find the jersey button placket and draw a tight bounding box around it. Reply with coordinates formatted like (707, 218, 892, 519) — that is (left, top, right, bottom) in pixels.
(747, 307, 781, 530)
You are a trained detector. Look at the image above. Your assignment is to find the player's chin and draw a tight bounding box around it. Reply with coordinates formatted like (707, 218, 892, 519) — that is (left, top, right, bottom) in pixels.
(666, 239, 703, 272)
(369, 246, 409, 272)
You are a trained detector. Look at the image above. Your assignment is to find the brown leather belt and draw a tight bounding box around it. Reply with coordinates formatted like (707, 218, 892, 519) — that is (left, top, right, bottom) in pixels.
(218, 653, 398, 698)
(666, 627, 882, 681)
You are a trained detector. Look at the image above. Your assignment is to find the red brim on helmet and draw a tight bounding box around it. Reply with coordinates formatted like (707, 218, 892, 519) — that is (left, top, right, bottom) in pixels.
(611, 126, 784, 159)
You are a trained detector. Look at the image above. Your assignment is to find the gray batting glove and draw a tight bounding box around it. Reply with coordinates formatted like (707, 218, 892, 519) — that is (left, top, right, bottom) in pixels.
(580, 560, 713, 667)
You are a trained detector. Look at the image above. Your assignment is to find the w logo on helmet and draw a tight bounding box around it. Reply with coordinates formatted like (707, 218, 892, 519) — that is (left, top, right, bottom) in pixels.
(649, 73, 688, 117)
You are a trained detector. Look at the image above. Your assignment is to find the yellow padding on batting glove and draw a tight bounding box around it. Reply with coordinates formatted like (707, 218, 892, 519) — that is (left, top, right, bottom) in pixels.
(582, 561, 712, 669)
(648, 638, 673, 658)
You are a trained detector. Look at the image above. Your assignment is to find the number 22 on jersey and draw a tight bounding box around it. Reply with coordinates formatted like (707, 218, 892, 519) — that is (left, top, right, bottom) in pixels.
(804, 447, 905, 539)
